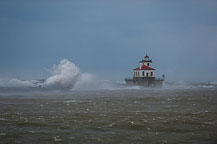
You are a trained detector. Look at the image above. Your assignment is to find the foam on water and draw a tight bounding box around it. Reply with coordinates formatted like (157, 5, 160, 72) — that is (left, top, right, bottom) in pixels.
(1, 89, 217, 143)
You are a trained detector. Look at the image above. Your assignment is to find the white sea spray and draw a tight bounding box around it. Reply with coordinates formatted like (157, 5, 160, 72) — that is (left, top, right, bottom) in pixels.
(43, 59, 80, 89)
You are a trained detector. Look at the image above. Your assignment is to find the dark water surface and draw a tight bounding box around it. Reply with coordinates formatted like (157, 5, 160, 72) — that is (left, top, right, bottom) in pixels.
(0, 88, 217, 143)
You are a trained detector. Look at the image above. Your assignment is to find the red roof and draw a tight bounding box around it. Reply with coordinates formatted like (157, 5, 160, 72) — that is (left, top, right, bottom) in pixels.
(134, 65, 155, 70)
(145, 55, 149, 58)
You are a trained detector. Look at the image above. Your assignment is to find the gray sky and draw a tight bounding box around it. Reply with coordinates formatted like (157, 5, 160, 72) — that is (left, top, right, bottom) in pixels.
(0, 0, 217, 82)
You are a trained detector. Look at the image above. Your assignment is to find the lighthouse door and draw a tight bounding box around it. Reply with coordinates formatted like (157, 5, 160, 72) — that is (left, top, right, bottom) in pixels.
(146, 73, 149, 77)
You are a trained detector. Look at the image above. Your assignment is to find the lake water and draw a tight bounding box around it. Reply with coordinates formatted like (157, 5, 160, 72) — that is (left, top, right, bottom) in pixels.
(0, 85, 217, 143)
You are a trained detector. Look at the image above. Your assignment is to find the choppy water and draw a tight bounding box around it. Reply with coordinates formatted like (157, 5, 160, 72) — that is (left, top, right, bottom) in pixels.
(0, 86, 217, 143)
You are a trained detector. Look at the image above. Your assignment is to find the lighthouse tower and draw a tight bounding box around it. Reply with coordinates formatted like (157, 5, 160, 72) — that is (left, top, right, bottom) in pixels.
(133, 54, 156, 80)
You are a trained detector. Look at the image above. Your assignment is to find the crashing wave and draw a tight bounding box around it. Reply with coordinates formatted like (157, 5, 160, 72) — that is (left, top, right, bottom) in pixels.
(3, 59, 80, 90)
(43, 59, 80, 89)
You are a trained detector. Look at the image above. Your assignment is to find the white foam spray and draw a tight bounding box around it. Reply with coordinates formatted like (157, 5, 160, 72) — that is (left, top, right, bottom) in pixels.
(3, 59, 80, 89)
(43, 59, 80, 89)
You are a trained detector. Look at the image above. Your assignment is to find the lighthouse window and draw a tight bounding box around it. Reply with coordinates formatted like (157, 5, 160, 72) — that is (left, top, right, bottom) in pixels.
(147, 63, 149, 66)
(146, 73, 149, 77)
(151, 72, 153, 76)
(142, 71, 144, 76)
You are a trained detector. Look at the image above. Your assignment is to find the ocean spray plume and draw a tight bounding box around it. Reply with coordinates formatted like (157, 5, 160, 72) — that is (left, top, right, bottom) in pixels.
(44, 59, 80, 89)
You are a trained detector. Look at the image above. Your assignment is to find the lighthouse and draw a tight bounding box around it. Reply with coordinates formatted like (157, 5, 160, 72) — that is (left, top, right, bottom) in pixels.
(125, 54, 164, 87)
(133, 54, 155, 80)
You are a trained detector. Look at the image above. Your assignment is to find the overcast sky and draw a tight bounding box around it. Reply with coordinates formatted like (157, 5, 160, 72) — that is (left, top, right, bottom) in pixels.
(0, 0, 217, 82)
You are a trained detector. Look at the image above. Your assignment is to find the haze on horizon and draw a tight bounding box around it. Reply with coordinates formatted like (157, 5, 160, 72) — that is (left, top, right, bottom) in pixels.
(0, 0, 217, 82)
